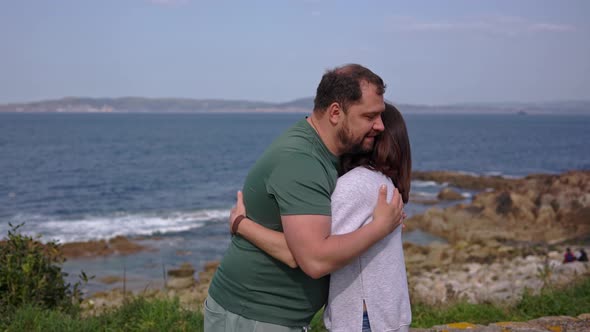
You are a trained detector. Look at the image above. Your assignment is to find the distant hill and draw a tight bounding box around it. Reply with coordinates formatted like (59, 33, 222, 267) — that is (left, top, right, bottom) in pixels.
(0, 97, 589, 114)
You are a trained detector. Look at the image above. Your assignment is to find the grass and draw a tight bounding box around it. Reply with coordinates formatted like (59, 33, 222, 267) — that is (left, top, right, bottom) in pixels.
(2, 277, 589, 331)
(1, 298, 202, 332)
(411, 276, 590, 328)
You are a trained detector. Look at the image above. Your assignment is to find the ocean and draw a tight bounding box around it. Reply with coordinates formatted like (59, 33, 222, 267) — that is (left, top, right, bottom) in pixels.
(1, 112, 589, 291)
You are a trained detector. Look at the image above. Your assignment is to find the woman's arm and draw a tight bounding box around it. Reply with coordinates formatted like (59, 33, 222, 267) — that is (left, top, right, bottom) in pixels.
(230, 191, 298, 268)
(234, 217, 298, 268)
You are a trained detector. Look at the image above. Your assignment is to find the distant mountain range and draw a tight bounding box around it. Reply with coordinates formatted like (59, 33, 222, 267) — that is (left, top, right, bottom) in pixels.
(1, 97, 589, 114)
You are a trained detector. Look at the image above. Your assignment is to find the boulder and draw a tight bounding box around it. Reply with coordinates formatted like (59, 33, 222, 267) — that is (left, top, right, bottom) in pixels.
(437, 188, 465, 201)
(166, 263, 196, 290)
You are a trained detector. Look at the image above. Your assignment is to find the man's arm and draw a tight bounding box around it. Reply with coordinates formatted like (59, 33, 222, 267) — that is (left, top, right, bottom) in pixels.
(232, 185, 403, 278)
(283, 185, 403, 279)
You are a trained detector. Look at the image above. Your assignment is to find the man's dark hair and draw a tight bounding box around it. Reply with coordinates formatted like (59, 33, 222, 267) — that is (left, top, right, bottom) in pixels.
(313, 64, 386, 113)
(340, 103, 412, 203)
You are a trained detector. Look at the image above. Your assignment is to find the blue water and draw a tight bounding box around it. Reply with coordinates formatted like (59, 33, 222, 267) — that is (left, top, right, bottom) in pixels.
(1, 113, 589, 291)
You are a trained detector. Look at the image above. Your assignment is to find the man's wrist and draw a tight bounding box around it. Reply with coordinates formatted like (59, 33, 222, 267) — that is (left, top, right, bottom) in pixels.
(231, 215, 246, 235)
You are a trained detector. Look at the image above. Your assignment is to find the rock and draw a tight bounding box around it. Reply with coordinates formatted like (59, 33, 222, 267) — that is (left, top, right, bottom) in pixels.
(405, 171, 590, 244)
(166, 263, 196, 290)
(166, 276, 194, 290)
(410, 197, 440, 205)
(424, 244, 448, 268)
(62, 236, 151, 259)
(405, 252, 427, 266)
(403, 241, 590, 307)
(430, 322, 485, 331)
(168, 265, 195, 278)
(491, 321, 546, 331)
(108, 236, 149, 255)
(61, 240, 110, 258)
(438, 188, 465, 201)
(527, 316, 581, 332)
(99, 275, 124, 284)
(537, 205, 557, 225)
(548, 251, 562, 261)
(554, 262, 589, 275)
(203, 261, 220, 272)
(495, 191, 513, 215)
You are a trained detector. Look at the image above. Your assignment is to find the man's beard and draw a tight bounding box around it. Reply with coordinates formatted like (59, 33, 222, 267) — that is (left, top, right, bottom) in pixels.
(337, 122, 374, 154)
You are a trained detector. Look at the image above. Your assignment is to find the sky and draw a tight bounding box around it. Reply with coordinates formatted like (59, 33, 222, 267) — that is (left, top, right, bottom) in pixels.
(1, 0, 589, 105)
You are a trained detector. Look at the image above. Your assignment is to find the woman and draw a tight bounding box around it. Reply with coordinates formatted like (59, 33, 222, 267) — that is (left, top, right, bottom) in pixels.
(231, 103, 412, 331)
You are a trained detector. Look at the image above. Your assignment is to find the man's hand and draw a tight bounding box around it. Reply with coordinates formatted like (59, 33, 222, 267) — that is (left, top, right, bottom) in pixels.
(229, 191, 246, 233)
(281, 185, 406, 279)
(372, 185, 404, 235)
(401, 211, 407, 230)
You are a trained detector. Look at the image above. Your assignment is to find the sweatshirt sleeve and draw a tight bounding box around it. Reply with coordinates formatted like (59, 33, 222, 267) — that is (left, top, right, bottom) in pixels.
(330, 167, 394, 235)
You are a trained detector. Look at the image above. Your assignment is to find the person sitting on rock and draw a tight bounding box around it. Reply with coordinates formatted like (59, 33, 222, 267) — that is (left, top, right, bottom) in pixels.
(564, 247, 576, 263)
(578, 248, 588, 262)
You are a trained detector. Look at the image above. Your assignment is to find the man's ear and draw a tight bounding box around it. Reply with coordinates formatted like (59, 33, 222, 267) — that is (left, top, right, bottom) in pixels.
(327, 102, 342, 126)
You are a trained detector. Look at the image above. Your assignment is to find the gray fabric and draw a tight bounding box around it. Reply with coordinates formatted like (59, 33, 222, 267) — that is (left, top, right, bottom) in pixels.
(324, 167, 412, 332)
(204, 296, 307, 332)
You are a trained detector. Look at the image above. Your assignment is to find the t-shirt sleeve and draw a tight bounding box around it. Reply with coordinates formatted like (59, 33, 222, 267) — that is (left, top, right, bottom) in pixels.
(266, 155, 332, 216)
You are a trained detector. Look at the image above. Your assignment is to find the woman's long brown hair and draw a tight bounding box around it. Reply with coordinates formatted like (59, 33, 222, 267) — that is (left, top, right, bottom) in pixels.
(340, 103, 412, 203)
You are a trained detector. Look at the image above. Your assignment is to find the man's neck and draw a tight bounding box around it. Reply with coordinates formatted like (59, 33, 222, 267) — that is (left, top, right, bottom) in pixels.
(307, 114, 342, 156)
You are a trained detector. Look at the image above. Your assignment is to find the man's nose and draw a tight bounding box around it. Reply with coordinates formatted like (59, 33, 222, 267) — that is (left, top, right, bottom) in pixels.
(373, 115, 385, 132)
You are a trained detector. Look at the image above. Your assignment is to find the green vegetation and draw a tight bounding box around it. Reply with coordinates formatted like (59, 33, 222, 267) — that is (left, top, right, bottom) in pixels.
(1, 278, 588, 331)
(2, 223, 589, 331)
(0, 223, 90, 316)
(410, 277, 590, 328)
(1, 298, 202, 332)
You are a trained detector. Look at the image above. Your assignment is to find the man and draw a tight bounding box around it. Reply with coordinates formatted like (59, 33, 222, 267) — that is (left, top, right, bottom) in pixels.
(205, 64, 404, 331)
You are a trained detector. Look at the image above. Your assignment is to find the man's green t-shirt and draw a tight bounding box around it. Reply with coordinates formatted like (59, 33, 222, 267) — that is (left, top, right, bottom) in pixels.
(208, 118, 339, 327)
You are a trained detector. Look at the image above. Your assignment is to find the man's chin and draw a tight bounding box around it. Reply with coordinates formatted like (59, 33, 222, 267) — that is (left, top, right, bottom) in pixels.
(361, 138, 375, 152)
(352, 144, 373, 154)
(344, 138, 374, 154)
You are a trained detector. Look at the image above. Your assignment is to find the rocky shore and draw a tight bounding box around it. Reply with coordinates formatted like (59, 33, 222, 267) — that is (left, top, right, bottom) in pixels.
(76, 170, 590, 329)
(404, 170, 590, 304)
(406, 170, 590, 244)
(405, 241, 589, 305)
(61, 235, 153, 259)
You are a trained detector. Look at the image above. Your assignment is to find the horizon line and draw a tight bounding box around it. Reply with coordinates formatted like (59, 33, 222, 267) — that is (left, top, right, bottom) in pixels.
(2, 96, 590, 108)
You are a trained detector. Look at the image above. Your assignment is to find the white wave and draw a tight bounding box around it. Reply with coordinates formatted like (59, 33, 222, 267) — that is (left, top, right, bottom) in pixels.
(411, 180, 439, 188)
(410, 191, 437, 198)
(483, 171, 523, 179)
(2, 209, 230, 243)
(484, 171, 503, 176)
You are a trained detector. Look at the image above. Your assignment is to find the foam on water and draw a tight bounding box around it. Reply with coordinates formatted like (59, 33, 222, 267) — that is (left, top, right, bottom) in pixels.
(483, 171, 522, 179)
(411, 180, 439, 188)
(4, 209, 230, 243)
(411, 191, 438, 198)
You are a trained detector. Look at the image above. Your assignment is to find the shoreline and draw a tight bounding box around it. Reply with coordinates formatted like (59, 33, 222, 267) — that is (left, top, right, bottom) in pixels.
(58, 170, 589, 307)
(53, 169, 587, 254)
